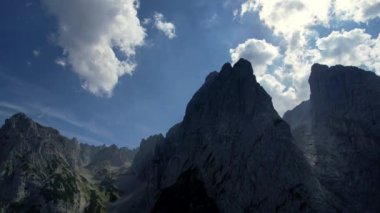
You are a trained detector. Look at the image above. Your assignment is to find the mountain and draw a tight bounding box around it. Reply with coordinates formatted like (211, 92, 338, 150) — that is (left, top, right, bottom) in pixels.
(284, 64, 380, 212)
(110, 59, 334, 213)
(0, 113, 136, 213)
(2, 60, 378, 213)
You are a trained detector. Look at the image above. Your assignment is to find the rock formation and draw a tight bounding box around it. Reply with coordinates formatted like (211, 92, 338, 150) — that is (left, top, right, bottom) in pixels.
(2, 60, 379, 213)
(0, 113, 136, 213)
(284, 64, 380, 212)
(111, 59, 334, 213)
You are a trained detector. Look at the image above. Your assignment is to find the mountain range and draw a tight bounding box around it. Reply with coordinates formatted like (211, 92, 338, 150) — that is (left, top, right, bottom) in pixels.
(0, 113, 136, 212)
(0, 59, 379, 213)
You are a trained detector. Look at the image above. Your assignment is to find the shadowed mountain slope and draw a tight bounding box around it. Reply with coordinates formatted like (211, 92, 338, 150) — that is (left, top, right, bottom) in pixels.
(284, 64, 380, 212)
(111, 59, 334, 213)
(0, 113, 136, 213)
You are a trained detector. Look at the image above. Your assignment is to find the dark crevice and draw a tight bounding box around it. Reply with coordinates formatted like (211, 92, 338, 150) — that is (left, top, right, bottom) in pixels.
(152, 169, 220, 213)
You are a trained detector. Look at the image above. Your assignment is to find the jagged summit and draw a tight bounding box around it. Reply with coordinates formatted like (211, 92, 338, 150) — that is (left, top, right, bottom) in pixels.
(219, 58, 255, 78)
(8, 112, 28, 120)
(112, 59, 332, 213)
(232, 58, 254, 75)
(2, 112, 42, 133)
(4, 112, 33, 125)
(1, 112, 61, 137)
(185, 58, 274, 125)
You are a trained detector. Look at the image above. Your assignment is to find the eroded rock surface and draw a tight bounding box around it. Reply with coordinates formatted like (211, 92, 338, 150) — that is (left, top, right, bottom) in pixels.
(0, 113, 136, 213)
(284, 64, 380, 212)
(112, 59, 333, 213)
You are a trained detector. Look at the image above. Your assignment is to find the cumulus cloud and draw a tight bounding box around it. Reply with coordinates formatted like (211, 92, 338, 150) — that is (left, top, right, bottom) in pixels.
(240, 0, 330, 36)
(259, 74, 297, 115)
(314, 29, 380, 74)
(154, 12, 176, 39)
(230, 38, 279, 76)
(234, 0, 380, 115)
(42, 0, 146, 97)
(230, 39, 299, 114)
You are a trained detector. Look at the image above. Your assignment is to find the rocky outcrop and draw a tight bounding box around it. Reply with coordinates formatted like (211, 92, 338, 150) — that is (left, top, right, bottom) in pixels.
(284, 64, 380, 212)
(112, 59, 334, 213)
(0, 113, 136, 213)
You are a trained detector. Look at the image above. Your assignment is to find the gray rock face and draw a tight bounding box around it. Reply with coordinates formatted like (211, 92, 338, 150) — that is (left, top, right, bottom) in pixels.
(0, 113, 136, 213)
(284, 64, 380, 212)
(113, 59, 333, 213)
(283, 101, 316, 166)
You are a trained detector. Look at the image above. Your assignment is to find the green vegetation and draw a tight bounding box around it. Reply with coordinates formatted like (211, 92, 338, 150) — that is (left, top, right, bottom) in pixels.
(99, 176, 120, 202)
(42, 173, 79, 203)
(84, 190, 105, 213)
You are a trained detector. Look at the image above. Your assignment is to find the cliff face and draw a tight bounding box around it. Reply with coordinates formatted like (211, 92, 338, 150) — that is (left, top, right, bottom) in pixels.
(0, 113, 136, 213)
(284, 64, 380, 212)
(112, 59, 332, 213)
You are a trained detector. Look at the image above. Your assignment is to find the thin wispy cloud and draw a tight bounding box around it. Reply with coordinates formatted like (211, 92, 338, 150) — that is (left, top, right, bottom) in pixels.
(0, 101, 28, 113)
(32, 104, 114, 140)
(0, 101, 117, 145)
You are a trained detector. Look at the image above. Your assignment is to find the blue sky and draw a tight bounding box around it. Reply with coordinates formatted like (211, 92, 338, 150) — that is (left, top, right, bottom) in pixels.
(1, 0, 380, 148)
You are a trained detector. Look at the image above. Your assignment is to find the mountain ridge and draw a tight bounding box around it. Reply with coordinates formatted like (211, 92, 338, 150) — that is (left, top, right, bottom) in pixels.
(1, 60, 379, 212)
(0, 112, 137, 213)
(110, 59, 335, 213)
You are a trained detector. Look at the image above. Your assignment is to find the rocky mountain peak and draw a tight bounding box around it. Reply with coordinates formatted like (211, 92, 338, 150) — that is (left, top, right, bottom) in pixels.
(1, 113, 60, 140)
(309, 63, 380, 122)
(219, 58, 255, 79)
(310, 63, 328, 73)
(184, 58, 275, 132)
(8, 112, 28, 120)
(113, 59, 332, 213)
(3, 112, 34, 128)
(285, 63, 380, 212)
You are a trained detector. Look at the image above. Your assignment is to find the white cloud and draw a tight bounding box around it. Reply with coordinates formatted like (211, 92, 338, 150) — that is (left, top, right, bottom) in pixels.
(42, 0, 146, 97)
(240, 0, 330, 37)
(314, 29, 380, 75)
(240, 0, 255, 17)
(55, 58, 67, 67)
(229, 39, 300, 115)
(233, 9, 239, 20)
(335, 0, 380, 23)
(142, 18, 151, 25)
(154, 12, 176, 39)
(259, 74, 297, 115)
(234, 0, 380, 115)
(230, 38, 280, 76)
